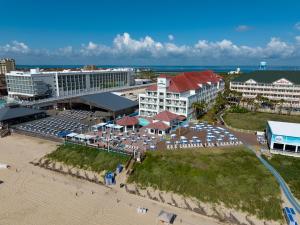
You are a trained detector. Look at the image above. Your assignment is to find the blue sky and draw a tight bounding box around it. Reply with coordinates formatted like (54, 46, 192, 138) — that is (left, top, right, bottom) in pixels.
(1, 0, 300, 65)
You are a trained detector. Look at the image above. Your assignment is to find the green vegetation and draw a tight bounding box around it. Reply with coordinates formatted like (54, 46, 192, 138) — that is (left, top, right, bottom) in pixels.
(264, 154, 300, 200)
(46, 144, 130, 172)
(136, 70, 157, 80)
(223, 112, 300, 131)
(228, 105, 249, 113)
(192, 101, 208, 118)
(128, 147, 282, 221)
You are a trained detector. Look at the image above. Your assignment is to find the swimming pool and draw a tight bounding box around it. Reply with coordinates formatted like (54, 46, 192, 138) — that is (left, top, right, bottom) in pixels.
(0, 99, 6, 108)
(138, 118, 150, 126)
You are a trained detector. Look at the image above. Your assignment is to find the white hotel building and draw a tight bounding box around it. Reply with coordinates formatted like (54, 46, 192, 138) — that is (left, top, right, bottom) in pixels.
(139, 71, 224, 118)
(230, 71, 300, 107)
(5, 68, 134, 99)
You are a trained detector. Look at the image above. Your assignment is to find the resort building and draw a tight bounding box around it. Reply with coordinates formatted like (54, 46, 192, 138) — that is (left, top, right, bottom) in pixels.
(230, 71, 300, 108)
(5, 68, 134, 100)
(139, 71, 224, 118)
(266, 121, 300, 157)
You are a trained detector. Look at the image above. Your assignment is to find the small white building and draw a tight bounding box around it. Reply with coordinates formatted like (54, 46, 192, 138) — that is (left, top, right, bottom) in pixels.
(266, 121, 300, 157)
(145, 110, 186, 136)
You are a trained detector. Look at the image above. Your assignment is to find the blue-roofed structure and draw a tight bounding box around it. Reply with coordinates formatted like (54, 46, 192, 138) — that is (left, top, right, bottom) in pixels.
(59, 92, 138, 119)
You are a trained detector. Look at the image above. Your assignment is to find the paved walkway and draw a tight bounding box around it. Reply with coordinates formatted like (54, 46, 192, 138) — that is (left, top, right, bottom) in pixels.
(245, 144, 300, 213)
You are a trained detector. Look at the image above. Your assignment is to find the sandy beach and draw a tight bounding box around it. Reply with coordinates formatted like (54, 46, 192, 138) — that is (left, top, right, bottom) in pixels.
(0, 134, 222, 225)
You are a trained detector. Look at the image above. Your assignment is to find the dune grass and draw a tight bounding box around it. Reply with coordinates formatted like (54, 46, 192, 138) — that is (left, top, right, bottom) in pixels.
(128, 147, 282, 221)
(46, 143, 130, 172)
(223, 112, 300, 131)
(264, 154, 300, 200)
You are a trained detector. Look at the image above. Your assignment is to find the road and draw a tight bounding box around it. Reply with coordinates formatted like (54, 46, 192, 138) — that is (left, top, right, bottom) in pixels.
(245, 144, 300, 213)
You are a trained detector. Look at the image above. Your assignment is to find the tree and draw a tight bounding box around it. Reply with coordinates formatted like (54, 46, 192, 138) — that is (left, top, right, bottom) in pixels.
(192, 101, 208, 119)
(228, 90, 242, 106)
(246, 98, 255, 111)
(213, 92, 227, 114)
(278, 99, 285, 115)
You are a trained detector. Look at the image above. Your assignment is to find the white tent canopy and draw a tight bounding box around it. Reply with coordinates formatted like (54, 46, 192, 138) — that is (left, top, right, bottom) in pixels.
(92, 122, 107, 131)
(66, 132, 79, 138)
(105, 124, 123, 130)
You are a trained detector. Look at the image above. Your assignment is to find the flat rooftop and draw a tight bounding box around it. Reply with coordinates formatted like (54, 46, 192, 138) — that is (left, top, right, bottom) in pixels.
(268, 121, 300, 138)
(6, 68, 134, 76)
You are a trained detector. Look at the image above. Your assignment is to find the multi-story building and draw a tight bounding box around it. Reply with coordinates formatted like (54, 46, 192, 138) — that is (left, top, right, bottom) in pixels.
(139, 71, 224, 118)
(230, 71, 300, 107)
(6, 68, 134, 99)
(0, 58, 16, 95)
(0, 58, 16, 75)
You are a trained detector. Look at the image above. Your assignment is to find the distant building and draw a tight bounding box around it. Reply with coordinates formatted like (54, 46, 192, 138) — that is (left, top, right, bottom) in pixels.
(6, 68, 134, 100)
(0, 58, 16, 95)
(83, 65, 97, 70)
(0, 58, 15, 75)
(139, 71, 224, 118)
(230, 71, 300, 108)
(228, 67, 241, 75)
(266, 121, 300, 157)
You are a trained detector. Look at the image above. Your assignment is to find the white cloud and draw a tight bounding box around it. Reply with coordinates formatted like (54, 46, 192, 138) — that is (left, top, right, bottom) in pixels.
(58, 46, 73, 55)
(235, 25, 251, 32)
(295, 22, 300, 30)
(80, 41, 110, 56)
(0, 41, 30, 53)
(168, 34, 174, 41)
(113, 32, 163, 55)
(264, 37, 294, 58)
(1, 33, 300, 64)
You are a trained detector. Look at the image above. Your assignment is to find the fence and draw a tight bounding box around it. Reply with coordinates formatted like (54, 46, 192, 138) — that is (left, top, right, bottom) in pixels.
(64, 140, 133, 156)
(12, 128, 64, 143)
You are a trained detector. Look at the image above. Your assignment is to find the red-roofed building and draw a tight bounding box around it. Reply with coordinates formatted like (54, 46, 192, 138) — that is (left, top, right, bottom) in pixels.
(116, 116, 139, 132)
(145, 121, 171, 135)
(144, 111, 186, 135)
(139, 70, 224, 118)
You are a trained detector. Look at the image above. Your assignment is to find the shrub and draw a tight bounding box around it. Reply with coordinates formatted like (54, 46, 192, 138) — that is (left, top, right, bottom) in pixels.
(228, 105, 249, 113)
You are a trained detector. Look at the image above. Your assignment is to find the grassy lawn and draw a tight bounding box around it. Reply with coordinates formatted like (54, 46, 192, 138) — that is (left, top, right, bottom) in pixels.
(223, 112, 300, 131)
(46, 143, 130, 173)
(128, 147, 282, 221)
(264, 154, 300, 200)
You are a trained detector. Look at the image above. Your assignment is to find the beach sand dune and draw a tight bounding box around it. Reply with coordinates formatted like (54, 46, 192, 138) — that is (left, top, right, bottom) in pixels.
(0, 134, 221, 225)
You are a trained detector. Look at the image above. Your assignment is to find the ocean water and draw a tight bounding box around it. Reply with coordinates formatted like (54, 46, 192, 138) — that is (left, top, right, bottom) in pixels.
(17, 65, 300, 73)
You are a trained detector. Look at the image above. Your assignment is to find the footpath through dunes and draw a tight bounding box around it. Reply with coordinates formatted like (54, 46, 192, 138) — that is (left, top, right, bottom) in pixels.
(0, 134, 221, 225)
(128, 147, 283, 223)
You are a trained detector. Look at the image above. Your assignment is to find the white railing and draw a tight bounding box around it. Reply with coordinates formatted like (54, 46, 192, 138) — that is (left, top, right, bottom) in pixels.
(20, 83, 154, 106)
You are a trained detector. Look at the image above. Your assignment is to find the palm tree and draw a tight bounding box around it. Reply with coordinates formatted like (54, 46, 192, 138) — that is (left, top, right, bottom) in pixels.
(228, 90, 242, 106)
(192, 101, 207, 119)
(245, 98, 254, 111)
(278, 99, 285, 115)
